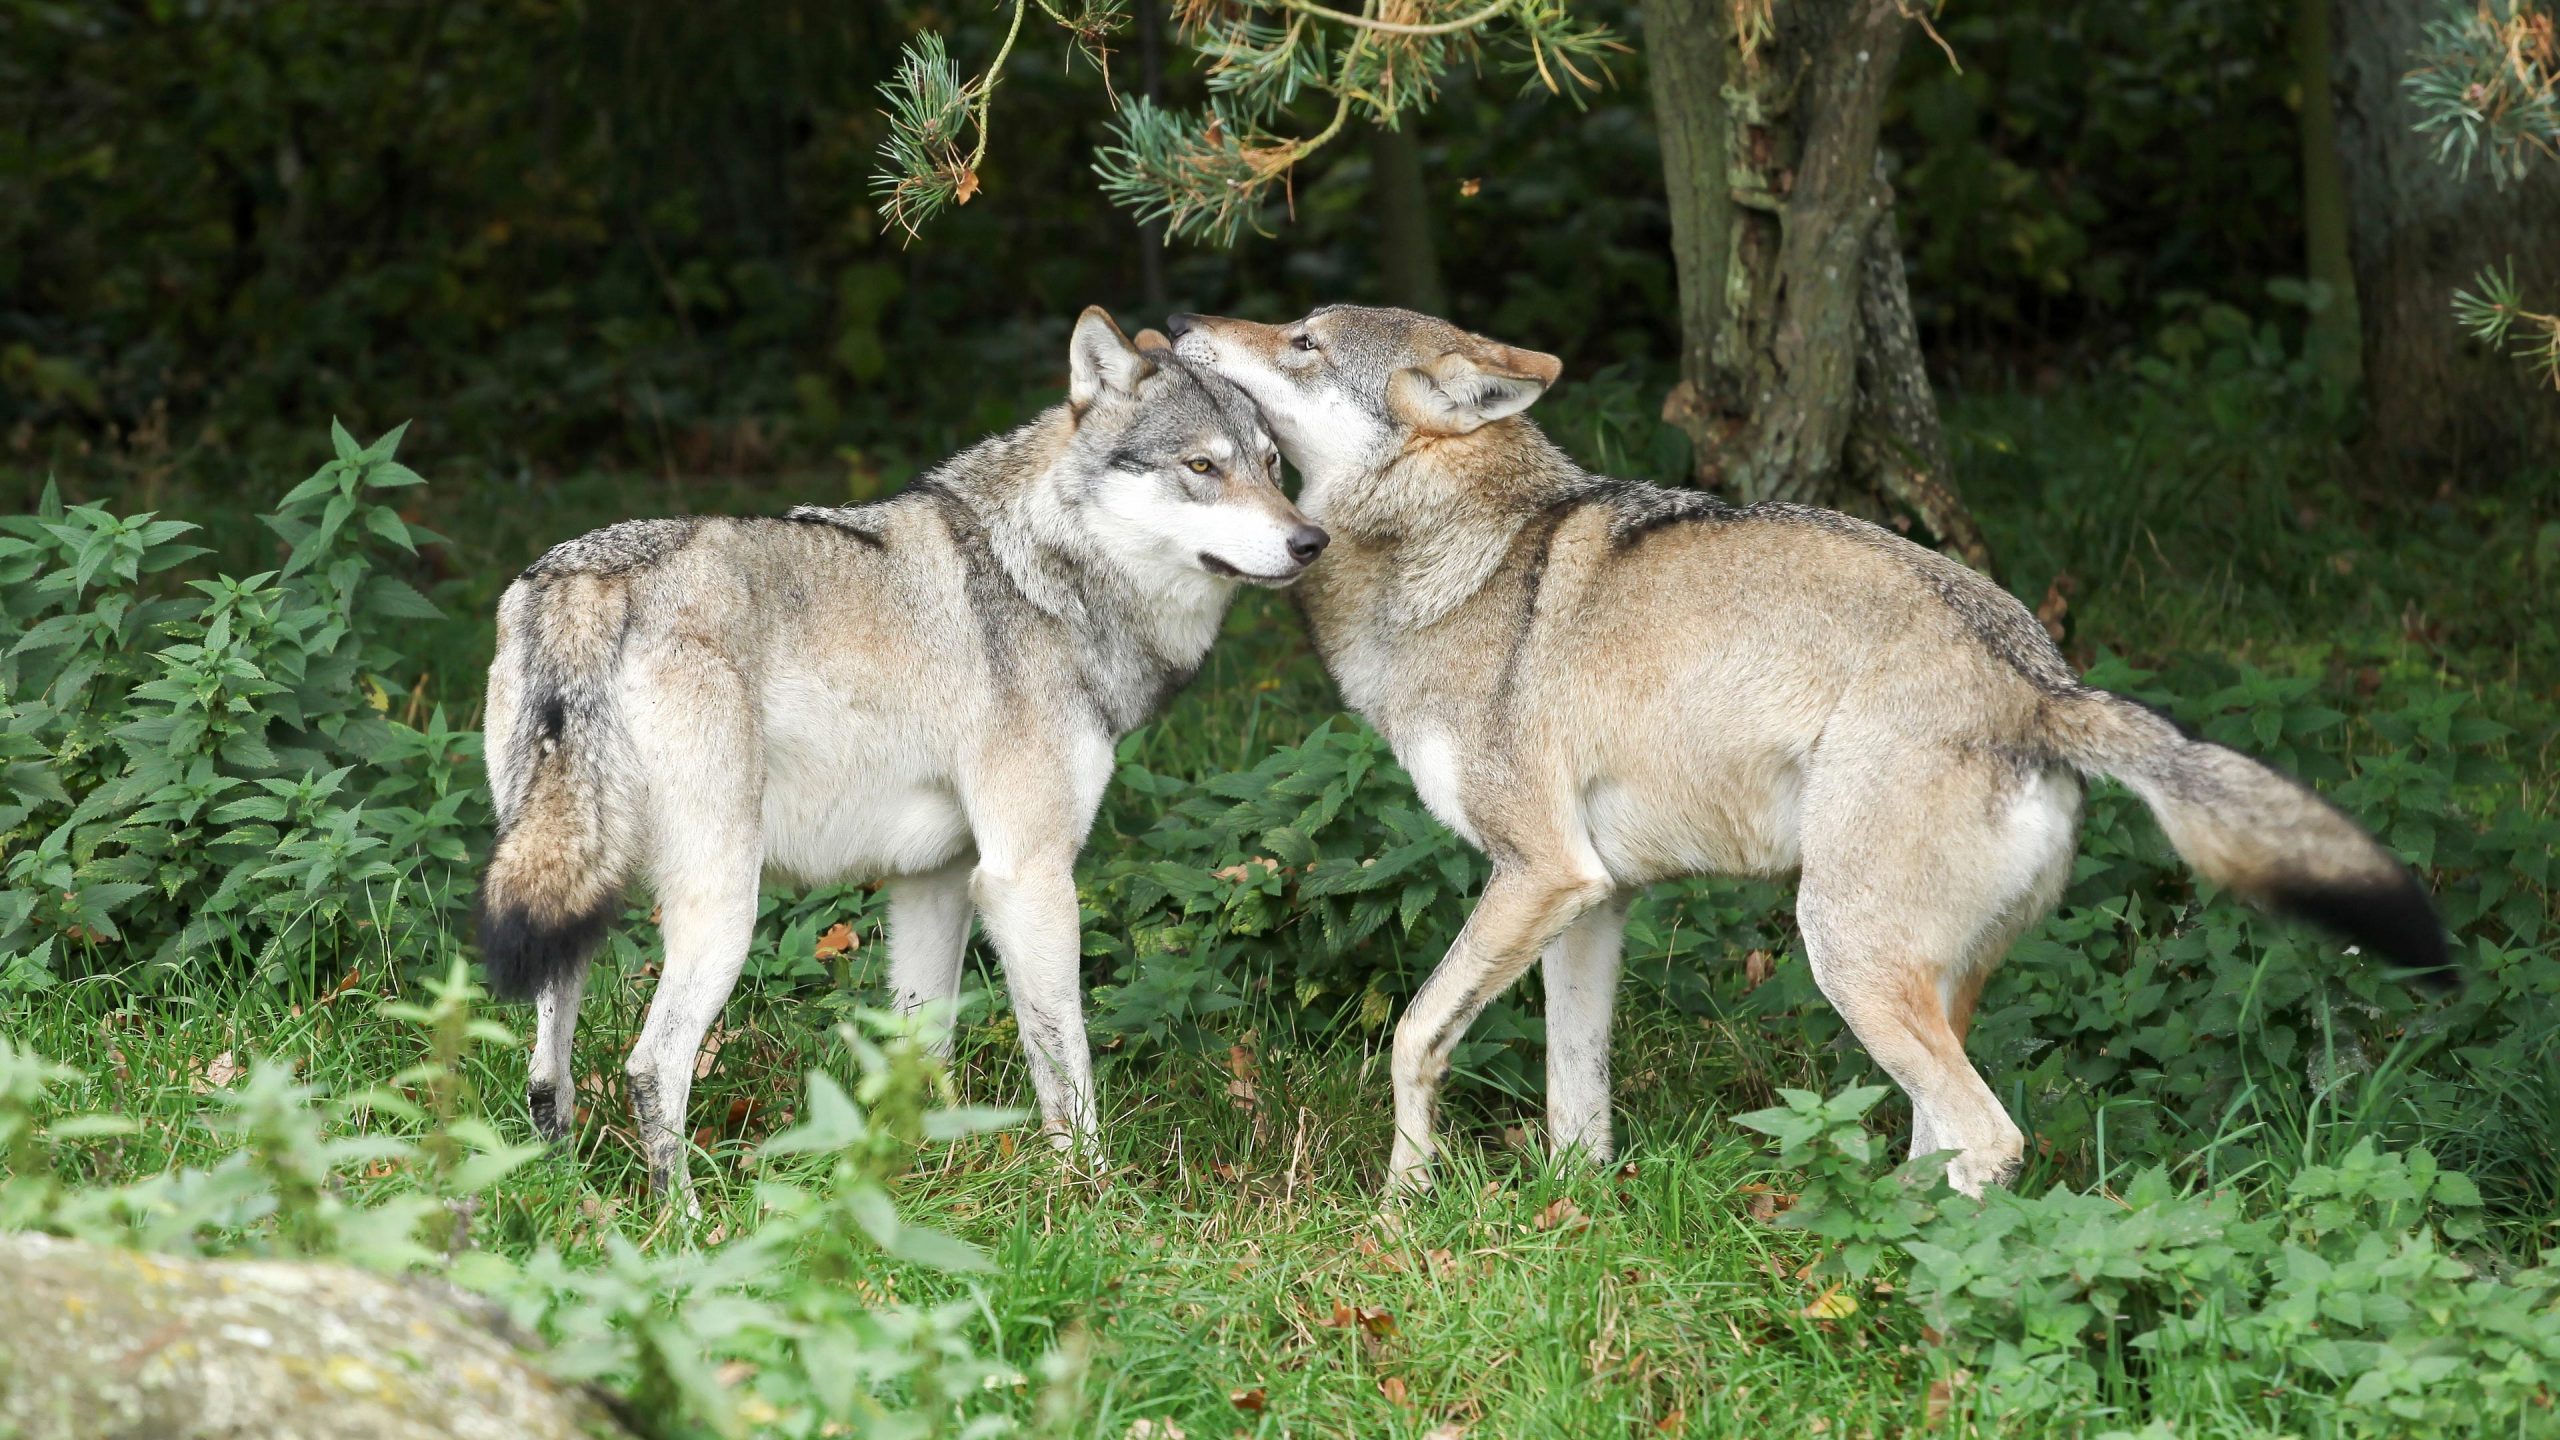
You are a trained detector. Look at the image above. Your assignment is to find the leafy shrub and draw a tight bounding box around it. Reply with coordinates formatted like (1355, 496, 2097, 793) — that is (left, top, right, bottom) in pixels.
(0, 422, 482, 995)
(1739, 1083, 2560, 1436)
(2, 964, 1051, 1439)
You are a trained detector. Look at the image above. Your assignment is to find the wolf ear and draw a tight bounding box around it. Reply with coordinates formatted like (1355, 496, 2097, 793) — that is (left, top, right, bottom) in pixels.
(1130, 327, 1174, 354)
(1070, 306, 1156, 409)
(1386, 343, 1563, 435)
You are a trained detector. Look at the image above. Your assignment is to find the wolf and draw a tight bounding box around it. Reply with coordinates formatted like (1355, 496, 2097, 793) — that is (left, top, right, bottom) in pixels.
(474, 308, 1326, 1202)
(1168, 303, 2452, 1196)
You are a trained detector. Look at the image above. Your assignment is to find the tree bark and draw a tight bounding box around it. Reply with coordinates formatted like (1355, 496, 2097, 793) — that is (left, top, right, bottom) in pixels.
(0, 1233, 634, 1440)
(1640, 0, 1989, 567)
(1372, 123, 1449, 315)
(2296, 0, 2363, 391)
(2332, 0, 2560, 476)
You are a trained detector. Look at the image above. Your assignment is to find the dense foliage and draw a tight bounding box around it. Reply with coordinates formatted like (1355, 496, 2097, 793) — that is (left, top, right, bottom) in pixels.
(3, 0, 2329, 480)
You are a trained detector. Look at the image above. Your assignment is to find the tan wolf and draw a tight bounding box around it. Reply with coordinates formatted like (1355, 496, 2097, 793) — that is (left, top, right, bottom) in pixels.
(1168, 304, 2451, 1195)
(474, 309, 1325, 1204)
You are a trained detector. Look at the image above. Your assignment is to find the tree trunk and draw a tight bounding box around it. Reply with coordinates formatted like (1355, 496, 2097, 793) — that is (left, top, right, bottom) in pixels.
(2333, 0, 2560, 476)
(2296, 0, 2363, 391)
(1372, 123, 1449, 315)
(1640, 0, 1990, 569)
(0, 1233, 634, 1440)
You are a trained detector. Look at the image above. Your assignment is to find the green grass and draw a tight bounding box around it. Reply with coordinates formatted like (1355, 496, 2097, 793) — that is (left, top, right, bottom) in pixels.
(9, 354, 2559, 1436)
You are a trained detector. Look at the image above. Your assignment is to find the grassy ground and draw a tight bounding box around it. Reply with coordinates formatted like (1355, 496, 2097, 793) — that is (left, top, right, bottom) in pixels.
(11, 354, 2560, 1436)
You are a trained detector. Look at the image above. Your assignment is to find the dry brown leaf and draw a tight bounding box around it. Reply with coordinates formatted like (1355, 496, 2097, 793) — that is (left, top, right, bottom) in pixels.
(1224, 1044, 1259, 1108)
(694, 1026, 729, 1081)
(814, 921, 856, 960)
(2034, 572, 2077, 642)
(1743, 948, 1778, 989)
(1652, 1409, 1685, 1433)
(1425, 1425, 1468, 1440)
(1925, 1370, 1972, 1422)
(1457, 177, 1482, 198)
(1124, 1422, 1185, 1440)
(953, 168, 981, 205)
(1229, 1386, 1267, 1413)
(1213, 1160, 1243, 1184)
(1425, 1247, 1456, 1273)
(1378, 1375, 1411, 1406)
(1211, 856, 1281, 884)
(1356, 1305, 1398, 1338)
(193, 1050, 240, 1093)
(1535, 1195, 1590, 1232)
(1322, 1301, 1357, 1329)
(1739, 1182, 1796, 1224)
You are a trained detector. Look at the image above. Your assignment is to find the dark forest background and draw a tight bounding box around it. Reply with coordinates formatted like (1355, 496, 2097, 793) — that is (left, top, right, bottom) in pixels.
(3, 0, 2330, 498)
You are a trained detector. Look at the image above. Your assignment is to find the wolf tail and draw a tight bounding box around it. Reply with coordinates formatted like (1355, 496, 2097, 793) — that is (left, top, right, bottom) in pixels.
(473, 574, 642, 1001)
(2043, 686, 2456, 994)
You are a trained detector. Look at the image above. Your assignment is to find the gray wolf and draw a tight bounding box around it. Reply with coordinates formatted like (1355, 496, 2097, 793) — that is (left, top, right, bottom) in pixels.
(474, 308, 1325, 1202)
(1168, 303, 2451, 1196)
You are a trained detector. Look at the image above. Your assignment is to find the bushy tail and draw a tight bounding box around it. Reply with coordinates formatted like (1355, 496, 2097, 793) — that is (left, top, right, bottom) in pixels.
(2044, 687, 2456, 994)
(474, 576, 640, 1001)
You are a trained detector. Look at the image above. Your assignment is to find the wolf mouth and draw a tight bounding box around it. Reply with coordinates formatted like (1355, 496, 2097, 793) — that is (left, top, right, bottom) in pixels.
(1198, 552, 1303, 584)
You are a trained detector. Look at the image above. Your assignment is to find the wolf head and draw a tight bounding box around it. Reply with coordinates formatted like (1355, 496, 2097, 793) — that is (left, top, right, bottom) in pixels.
(1061, 306, 1328, 586)
(1165, 305, 1563, 497)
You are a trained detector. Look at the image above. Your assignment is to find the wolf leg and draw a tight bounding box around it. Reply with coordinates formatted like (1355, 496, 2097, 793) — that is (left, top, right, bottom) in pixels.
(627, 869, 759, 1209)
(1392, 864, 1613, 1192)
(1796, 752, 2079, 1195)
(886, 859, 976, 1056)
(527, 956, 593, 1143)
(972, 857, 1095, 1156)
(1542, 892, 1630, 1164)
(620, 636, 763, 1211)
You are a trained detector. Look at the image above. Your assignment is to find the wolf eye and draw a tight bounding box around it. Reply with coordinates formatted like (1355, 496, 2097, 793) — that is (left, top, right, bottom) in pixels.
(1290, 333, 1318, 352)
(1185, 457, 1215, 474)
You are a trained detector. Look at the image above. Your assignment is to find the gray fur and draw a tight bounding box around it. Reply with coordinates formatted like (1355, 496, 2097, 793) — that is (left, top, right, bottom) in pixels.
(475, 309, 1320, 1208)
(1174, 303, 2444, 1198)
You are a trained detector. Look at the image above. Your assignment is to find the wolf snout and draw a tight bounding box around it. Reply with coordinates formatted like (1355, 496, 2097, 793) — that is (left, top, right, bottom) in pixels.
(1287, 524, 1330, 565)
(1165, 313, 1200, 338)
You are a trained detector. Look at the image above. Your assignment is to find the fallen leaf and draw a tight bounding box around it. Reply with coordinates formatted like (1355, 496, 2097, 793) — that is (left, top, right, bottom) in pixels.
(1425, 1425, 1468, 1440)
(1379, 1375, 1410, 1406)
(814, 921, 856, 959)
(1925, 1370, 1972, 1422)
(1124, 1422, 1185, 1440)
(694, 1026, 729, 1080)
(1229, 1386, 1267, 1412)
(1213, 1160, 1243, 1184)
(193, 1050, 240, 1093)
(1322, 1301, 1357, 1329)
(1425, 1247, 1456, 1273)
(1225, 1044, 1259, 1108)
(1534, 1195, 1589, 1232)
(1739, 1182, 1796, 1223)
(997, 1131, 1017, 1162)
(1458, 177, 1482, 197)
(1356, 1305, 1398, 1338)
(1742, 948, 1777, 989)
(1808, 1419, 1831, 1435)
(1653, 1409, 1685, 1433)
(1802, 1284, 1859, 1321)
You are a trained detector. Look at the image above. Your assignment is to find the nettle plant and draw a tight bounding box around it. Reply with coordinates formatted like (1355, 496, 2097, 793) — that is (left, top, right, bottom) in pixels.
(0, 423, 483, 994)
(3, 969, 1047, 1440)
(1745, 1086, 2560, 1435)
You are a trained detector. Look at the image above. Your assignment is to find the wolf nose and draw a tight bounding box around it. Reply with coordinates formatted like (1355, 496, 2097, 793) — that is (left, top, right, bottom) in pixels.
(1165, 314, 1198, 338)
(1286, 525, 1330, 565)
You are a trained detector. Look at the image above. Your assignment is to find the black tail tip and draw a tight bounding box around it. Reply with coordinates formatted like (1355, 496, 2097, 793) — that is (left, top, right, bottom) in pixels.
(2269, 869, 2461, 998)
(472, 880, 614, 1001)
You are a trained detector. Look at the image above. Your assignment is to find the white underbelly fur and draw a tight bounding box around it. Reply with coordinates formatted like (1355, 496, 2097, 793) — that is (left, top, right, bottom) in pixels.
(755, 675, 973, 886)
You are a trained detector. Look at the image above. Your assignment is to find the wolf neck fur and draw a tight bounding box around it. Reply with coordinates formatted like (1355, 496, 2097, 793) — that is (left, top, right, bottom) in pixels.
(1301, 418, 1579, 633)
(938, 406, 1235, 728)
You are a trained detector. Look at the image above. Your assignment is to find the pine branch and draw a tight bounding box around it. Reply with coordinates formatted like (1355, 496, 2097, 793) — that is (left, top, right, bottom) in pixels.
(2402, 0, 2559, 186)
(2455, 259, 2560, 389)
